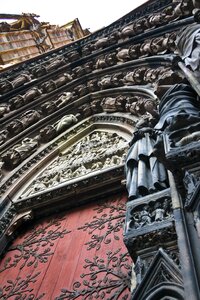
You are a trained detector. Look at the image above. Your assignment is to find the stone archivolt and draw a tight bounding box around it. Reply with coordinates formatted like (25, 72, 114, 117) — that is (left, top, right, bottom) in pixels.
(0, 1, 200, 299)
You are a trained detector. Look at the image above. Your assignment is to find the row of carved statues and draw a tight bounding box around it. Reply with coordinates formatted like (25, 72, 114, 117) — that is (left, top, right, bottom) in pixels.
(1, 67, 186, 146)
(0, 0, 192, 89)
(0, 66, 177, 118)
(0, 32, 176, 96)
(0, 93, 159, 147)
(0, 114, 79, 169)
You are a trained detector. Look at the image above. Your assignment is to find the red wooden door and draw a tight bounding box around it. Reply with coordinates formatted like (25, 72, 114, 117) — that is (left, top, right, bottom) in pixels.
(0, 193, 132, 299)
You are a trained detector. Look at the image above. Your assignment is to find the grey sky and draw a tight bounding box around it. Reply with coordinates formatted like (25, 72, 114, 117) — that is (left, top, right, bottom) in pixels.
(1, 0, 147, 32)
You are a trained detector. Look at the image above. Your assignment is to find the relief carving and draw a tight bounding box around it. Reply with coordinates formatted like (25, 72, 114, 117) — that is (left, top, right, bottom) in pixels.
(23, 87, 42, 103)
(39, 114, 78, 142)
(98, 72, 123, 89)
(2, 137, 39, 168)
(6, 110, 41, 135)
(127, 197, 172, 231)
(74, 84, 88, 98)
(0, 103, 10, 118)
(46, 56, 66, 72)
(0, 80, 13, 94)
(126, 96, 158, 118)
(116, 45, 140, 62)
(41, 92, 74, 115)
(11, 73, 32, 88)
(23, 132, 128, 196)
(95, 53, 117, 69)
(9, 95, 24, 110)
(100, 96, 127, 112)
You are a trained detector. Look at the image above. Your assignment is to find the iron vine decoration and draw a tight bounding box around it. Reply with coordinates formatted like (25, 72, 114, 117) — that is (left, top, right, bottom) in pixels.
(0, 216, 71, 272)
(78, 196, 126, 250)
(55, 249, 131, 300)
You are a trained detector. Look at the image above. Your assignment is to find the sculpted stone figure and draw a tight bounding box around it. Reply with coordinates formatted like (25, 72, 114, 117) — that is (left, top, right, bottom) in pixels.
(95, 53, 117, 69)
(83, 61, 94, 73)
(120, 23, 136, 39)
(39, 114, 78, 142)
(150, 33, 176, 55)
(24, 87, 42, 103)
(100, 96, 127, 112)
(173, 0, 194, 19)
(7, 110, 41, 134)
(56, 92, 74, 108)
(153, 201, 166, 221)
(20, 110, 41, 127)
(67, 50, 80, 62)
(0, 80, 13, 94)
(6, 119, 24, 134)
(12, 73, 32, 88)
(175, 131, 200, 147)
(74, 84, 88, 97)
(55, 73, 73, 88)
(94, 33, 118, 49)
(126, 97, 158, 118)
(46, 56, 66, 72)
(2, 137, 39, 168)
(39, 125, 57, 142)
(90, 99, 102, 113)
(9, 95, 24, 110)
(144, 67, 166, 84)
(155, 83, 200, 133)
(116, 48, 130, 62)
(41, 101, 57, 115)
(138, 206, 152, 226)
(117, 45, 140, 62)
(87, 79, 99, 92)
(125, 118, 168, 200)
(0, 104, 10, 118)
(78, 103, 92, 117)
(140, 39, 152, 57)
(41, 80, 56, 93)
(31, 65, 47, 77)
(148, 12, 167, 28)
(73, 66, 85, 77)
(0, 130, 9, 146)
(123, 68, 146, 85)
(176, 23, 200, 71)
(82, 44, 94, 56)
(154, 83, 200, 148)
(98, 73, 123, 89)
(55, 114, 78, 133)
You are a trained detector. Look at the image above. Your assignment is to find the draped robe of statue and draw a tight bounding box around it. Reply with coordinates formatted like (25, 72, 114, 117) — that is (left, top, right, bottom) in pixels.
(125, 130, 168, 200)
(154, 83, 200, 134)
(176, 24, 200, 71)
